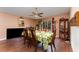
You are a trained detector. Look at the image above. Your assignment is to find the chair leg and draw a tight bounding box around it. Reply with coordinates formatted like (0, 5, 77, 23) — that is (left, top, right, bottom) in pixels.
(24, 39, 26, 45)
(53, 42, 56, 52)
(51, 44, 53, 52)
(29, 41, 32, 48)
(21, 37, 26, 45)
(26, 40, 31, 48)
(35, 47, 37, 52)
(34, 45, 37, 52)
(42, 43, 44, 51)
(27, 41, 30, 48)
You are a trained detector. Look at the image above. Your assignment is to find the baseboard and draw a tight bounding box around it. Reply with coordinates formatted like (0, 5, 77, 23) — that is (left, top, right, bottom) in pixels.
(0, 37, 6, 41)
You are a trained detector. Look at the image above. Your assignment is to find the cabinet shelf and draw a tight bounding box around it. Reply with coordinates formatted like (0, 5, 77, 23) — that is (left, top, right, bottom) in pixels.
(59, 31, 68, 34)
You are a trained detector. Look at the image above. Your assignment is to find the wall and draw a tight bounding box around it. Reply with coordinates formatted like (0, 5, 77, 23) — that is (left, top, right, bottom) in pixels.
(24, 18, 38, 27)
(0, 13, 38, 40)
(0, 12, 69, 40)
(44, 13, 69, 38)
(71, 26, 79, 52)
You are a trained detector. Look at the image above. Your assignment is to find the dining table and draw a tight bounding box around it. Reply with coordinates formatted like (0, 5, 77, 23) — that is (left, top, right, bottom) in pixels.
(36, 31, 53, 50)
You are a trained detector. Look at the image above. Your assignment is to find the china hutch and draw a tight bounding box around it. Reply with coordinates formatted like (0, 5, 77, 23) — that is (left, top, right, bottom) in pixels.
(59, 18, 70, 41)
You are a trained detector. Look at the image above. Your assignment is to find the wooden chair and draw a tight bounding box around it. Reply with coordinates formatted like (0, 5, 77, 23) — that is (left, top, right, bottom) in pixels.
(29, 28, 43, 52)
(24, 28, 28, 45)
(49, 31, 56, 52)
(22, 28, 32, 48)
(29, 27, 38, 51)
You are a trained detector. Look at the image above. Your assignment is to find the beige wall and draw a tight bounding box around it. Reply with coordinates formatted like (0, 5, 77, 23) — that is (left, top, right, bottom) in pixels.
(70, 7, 79, 19)
(0, 13, 38, 40)
(24, 18, 38, 27)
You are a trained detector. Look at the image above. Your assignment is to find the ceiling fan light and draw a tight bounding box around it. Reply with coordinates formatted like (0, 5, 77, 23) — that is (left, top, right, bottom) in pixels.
(34, 15, 39, 18)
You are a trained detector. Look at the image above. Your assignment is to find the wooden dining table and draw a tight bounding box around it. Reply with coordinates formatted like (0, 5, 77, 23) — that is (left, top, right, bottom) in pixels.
(36, 31, 53, 50)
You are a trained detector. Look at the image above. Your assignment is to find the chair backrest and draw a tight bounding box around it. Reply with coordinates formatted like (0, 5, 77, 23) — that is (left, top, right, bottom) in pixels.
(51, 30, 56, 43)
(23, 28, 29, 40)
(29, 27, 37, 46)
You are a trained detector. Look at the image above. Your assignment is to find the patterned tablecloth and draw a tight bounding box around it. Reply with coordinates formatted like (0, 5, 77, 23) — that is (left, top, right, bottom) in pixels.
(36, 31, 53, 50)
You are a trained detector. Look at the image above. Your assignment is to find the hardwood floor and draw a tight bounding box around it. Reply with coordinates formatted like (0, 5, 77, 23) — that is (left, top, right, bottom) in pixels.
(0, 37, 72, 52)
(55, 39, 72, 52)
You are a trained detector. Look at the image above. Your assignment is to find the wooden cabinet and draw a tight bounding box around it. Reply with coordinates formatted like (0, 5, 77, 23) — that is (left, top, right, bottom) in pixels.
(75, 11, 79, 26)
(59, 18, 70, 41)
(70, 11, 79, 26)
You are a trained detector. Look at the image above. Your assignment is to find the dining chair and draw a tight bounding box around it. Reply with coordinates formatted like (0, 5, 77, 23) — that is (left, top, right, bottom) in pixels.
(29, 28, 38, 51)
(49, 31, 56, 52)
(22, 28, 32, 48)
(29, 27, 44, 52)
(21, 28, 27, 44)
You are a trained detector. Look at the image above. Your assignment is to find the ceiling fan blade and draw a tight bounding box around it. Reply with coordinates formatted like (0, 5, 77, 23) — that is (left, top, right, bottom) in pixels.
(29, 15, 33, 16)
(39, 13, 43, 14)
(38, 13, 43, 16)
(39, 15, 42, 17)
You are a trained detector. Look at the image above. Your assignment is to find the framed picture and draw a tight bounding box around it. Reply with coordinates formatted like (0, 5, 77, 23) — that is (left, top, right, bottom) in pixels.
(18, 20, 25, 27)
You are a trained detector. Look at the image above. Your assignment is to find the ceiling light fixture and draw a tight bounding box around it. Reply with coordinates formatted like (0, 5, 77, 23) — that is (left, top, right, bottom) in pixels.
(29, 8, 43, 19)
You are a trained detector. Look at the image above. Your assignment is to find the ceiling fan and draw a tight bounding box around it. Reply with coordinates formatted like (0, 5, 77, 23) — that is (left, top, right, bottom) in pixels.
(30, 8, 43, 18)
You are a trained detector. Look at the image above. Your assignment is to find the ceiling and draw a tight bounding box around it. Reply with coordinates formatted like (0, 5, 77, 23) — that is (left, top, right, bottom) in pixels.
(0, 7, 70, 19)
